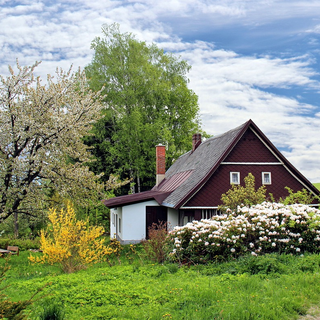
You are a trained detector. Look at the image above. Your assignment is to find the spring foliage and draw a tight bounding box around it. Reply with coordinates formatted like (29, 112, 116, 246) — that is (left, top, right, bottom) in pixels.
(85, 23, 204, 193)
(0, 60, 126, 222)
(220, 173, 266, 212)
(29, 204, 113, 273)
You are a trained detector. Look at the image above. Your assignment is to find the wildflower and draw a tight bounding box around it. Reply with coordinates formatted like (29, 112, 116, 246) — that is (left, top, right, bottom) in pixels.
(231, 248, 235, 253)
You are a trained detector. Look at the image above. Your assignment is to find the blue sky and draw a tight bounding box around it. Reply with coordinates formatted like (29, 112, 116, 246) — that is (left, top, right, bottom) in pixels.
(1, 0, 320, 182)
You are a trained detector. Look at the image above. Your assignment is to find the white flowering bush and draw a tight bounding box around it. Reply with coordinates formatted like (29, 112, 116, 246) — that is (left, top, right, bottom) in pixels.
(168, 202, 320, 264)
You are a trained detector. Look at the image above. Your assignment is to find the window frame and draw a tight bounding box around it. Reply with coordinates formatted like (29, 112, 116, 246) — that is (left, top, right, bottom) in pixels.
(230, 172, 240, 185)
(262, 172, 272, 185)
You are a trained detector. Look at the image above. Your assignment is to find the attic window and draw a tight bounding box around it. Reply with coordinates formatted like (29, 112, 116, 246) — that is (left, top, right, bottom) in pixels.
(230, 172, 240, 184)
(262, 172, 271, 185)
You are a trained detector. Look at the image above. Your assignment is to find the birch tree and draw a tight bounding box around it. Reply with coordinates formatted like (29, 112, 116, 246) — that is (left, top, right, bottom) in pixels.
(85, 23, 203, 193)
(0, 60, 123, 224)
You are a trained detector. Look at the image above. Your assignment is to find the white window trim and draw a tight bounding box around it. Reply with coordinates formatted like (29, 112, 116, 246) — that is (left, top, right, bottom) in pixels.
(262, 172, 271, 185)
(230, 172, 240, 184)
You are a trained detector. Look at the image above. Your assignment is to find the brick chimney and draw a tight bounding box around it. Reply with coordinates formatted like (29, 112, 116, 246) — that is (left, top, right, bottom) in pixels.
(156, 144, 166, 186)
(192, 133, 202, 152)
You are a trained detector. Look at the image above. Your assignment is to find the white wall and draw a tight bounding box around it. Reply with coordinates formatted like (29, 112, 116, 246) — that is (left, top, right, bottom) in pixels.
(168, 207, 179, 231)
(110, 202, 180, 244)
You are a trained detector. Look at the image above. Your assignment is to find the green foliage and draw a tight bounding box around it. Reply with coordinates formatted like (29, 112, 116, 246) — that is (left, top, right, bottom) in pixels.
(142, 221, 168, 263)
(237, 254, 286, 275)
(0, 212, 47, 239)
(85, 23, 205, 194)
(220, 173, 266, 212)
(280, 186, 318, 205)
(0, 258, 47, 319)
(38, 303, 65, 320)
(0, 238, 40, 251)
(3, 252, 320, 319)
(314, 182, 320, 191)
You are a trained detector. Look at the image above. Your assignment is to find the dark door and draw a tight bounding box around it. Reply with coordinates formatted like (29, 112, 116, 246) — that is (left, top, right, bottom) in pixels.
(146, 206, 167, 239)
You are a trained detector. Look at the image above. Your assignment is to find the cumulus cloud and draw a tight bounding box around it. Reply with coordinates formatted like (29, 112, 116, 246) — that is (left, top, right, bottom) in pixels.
(1, 0, 320, 182)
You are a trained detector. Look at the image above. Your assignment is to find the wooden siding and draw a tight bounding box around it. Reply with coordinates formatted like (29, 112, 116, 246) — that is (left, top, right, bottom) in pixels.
(224, 128, 279, 163)
(184, 164, 308, 207)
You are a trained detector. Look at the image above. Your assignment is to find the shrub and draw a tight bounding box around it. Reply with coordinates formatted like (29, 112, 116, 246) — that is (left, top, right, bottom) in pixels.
(220, 173, 266, 212)
(168, 202, 320, 264)
(0, 238, 40, 251)
(280, 187, 318, 205)
(29, 204, 114, 273)
(38, 303, 65, 320)
(142, 221, 168, 263)
(238, 254, 285, 275)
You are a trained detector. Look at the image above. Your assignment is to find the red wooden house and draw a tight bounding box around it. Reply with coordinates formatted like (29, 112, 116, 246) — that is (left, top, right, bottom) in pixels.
(103, 119, 320, 243)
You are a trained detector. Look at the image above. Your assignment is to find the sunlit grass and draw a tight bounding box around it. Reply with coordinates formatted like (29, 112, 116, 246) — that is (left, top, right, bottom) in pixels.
(314, 183, 320, 191)
(2, 251, 320, 319)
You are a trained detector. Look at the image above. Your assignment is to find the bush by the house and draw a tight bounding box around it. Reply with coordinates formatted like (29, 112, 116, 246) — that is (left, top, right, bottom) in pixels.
(220, 173, 267, 213)
(168, 202, 320, 264)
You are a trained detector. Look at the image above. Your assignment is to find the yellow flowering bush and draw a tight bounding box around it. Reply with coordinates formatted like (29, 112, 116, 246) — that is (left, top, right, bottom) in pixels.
(29, 204, 113, 273)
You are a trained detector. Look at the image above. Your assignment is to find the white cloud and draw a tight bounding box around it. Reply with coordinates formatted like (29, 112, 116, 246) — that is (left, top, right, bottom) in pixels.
(1, 0, 320, 183)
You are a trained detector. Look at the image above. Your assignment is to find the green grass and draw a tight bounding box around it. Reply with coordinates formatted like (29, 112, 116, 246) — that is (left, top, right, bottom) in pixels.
(314, 183, 320, 191)
(2, 252, 320, 319)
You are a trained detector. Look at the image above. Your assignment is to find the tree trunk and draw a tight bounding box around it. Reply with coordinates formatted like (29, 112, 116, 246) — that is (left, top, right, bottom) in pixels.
(137, 174, 141, 193)
(14, 212, 19, 239)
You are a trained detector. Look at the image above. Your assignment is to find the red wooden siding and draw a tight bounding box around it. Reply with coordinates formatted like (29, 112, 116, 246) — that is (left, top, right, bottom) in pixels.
(185, 164, 308, 207)
(224, 128, 279, 163)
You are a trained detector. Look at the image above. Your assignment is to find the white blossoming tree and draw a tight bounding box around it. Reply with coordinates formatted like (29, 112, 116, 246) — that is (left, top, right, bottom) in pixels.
(0, 60, 124, 233)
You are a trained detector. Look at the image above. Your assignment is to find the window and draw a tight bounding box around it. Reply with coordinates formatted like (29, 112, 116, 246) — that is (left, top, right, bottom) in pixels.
(262, 172, 271, 185)
(118, 217, 121, 233)
(201, 209, 221, 219)
(230, 172, 240, 184)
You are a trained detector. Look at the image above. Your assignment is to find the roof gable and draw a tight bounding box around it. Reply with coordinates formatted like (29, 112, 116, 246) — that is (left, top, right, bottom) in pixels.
(159, 120, 249, 208)
(103, 119, 319, 209)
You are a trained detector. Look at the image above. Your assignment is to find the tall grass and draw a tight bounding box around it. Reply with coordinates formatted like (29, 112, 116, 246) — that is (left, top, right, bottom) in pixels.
(2, 251, 320, 319)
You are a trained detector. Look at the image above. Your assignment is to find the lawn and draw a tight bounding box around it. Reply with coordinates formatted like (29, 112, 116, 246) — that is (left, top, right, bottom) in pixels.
(3, 250, 320, 319)
(314, 183, 320, 191)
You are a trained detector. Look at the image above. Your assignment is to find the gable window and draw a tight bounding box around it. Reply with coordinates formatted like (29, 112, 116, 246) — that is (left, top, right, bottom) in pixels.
(262, 172, 271, 185)
(230, 172, 240, 184)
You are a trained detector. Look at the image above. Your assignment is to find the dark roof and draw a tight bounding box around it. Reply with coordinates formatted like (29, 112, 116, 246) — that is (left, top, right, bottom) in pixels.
(153, 120, 249, 208)
(103, 119, 320, 209)
(102, 190, 172, 208)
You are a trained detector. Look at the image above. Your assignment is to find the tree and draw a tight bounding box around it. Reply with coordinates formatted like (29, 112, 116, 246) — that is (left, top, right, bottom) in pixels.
(280, 187, 319, 205)
(0, 60, 125, 228)
(85, 23, 204, 193)
(220, 173, 267, 212)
